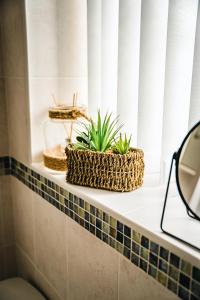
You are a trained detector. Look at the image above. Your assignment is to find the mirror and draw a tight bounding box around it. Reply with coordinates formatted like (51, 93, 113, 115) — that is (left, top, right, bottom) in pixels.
(176, 121, 200, 220)
(161, 120, 200, 250)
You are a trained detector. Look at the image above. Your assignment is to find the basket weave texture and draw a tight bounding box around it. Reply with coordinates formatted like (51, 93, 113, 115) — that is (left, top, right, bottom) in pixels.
(65, 146, 144, 192)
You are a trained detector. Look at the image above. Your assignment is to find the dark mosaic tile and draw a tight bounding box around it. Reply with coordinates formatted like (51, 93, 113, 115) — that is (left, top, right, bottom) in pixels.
(103, 212, 109, 223)
(123, 246, 130, 259)
(74, 214, 80, 223)
(167, 278, 177, 294)
(150, 241, 159, 255)
(84, 221, 90, 231)
(96, 218, 102, 230)
(79, 198, 84, 208)
(191, 294, 199, 300)
(192, 280, 200, 298)
(149, 252, 158, 267)
(139, 258, 147, 272)
(74, 205, 78, 214)
(148, 264, 157, 279)
(159, 259, 168, 274)
(179, 273, 190, 289)
(117, 221, 123, 233)
(132, 241, 140, 255)
(90, 205, 96, 216)
(169, 265, 179, 281)
(124, 225, 131, 238)
(131, 253, 139, 266)
(159, 247, 169, 261)
(193, 266, 200, 283)
(103, 233, 109, 244)
(79, 218, 84, 227)
(141, 236, 149, 249)
(84, 211, 90, 222)
(89, 224, 95, 235)
(124, 236, 131, 249)
(157, 271, 167, 287)
(96, 228, 102, 240)
(69, 210, 74, 219)
(170, 253, 180, 269)
(116, 231, 123, 244)
(178, 286, 189, 300)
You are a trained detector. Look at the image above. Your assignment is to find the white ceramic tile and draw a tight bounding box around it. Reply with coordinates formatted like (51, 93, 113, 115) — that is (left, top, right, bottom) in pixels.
(68, 218, 118, 300)
(28, 78, 59, 162)
(11, 177, 35, 260)
(5, 78, 31, 163)
(26, 0, 59, 77)
(57, 0, 87, 77)
(119, 256, 179, 300)
(33, 193, 67, 299)
(1, 0, 27, 77)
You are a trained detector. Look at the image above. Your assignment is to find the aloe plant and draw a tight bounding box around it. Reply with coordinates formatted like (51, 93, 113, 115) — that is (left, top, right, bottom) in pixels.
(75, 111, 123, 152)
(112, 133, 131, 155)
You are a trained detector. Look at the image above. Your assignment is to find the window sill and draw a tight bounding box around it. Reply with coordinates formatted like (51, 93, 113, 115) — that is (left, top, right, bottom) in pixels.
(32, 162, 200, 267)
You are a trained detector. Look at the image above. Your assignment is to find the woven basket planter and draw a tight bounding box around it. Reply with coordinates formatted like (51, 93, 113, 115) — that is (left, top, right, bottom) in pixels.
(65, 146, 144, 192)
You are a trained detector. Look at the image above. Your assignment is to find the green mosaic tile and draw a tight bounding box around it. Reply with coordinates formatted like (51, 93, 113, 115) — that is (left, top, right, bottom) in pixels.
(78, 207, 85, 219)
(168, 278, 178, 294)
(140, 247, 149, 261)
(181, 259, 192, 276)
(63, 190, 69, 198)
(59, 195, 65, 205)
(169, 265, 179, 281)
(109, 226, 116, 238)
(116, 242, 123, 254)
(109, 237, 116, 249)
(90, 214, 96, 226)
(85, 201, 90, 212)
(109, 216, 117, 228)
(74, 204, 78, 214)
(96, 208, 103, 219)
(132, 230, 141, 243)
(157, 271, 167, 287)
(103, 222, 109, 234)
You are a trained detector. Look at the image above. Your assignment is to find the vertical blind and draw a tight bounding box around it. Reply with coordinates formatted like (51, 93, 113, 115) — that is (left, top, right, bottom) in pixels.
(87, 0, 200, 184)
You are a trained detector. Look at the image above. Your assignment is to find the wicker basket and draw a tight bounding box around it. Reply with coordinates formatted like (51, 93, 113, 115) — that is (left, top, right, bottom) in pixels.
(65, 146, 144, 192)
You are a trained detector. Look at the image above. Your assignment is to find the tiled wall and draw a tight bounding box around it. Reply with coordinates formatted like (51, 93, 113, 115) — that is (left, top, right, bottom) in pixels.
(1, 157, 200, 300)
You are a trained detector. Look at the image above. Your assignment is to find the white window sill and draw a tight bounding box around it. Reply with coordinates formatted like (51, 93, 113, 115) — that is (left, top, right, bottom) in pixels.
(32, 162, 200, 267)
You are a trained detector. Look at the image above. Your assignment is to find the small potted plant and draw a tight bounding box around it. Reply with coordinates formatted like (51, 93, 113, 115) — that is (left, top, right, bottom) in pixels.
(65, 111, 144, 192)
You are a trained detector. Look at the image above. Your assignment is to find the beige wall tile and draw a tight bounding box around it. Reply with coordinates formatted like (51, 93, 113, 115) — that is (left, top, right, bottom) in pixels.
(34, 268, 63, 300)
(1, 0, 27, 78)
(0, 245, 16, 280)
(16, 245, 35, 282)
(119, 256, 179, 300)
(68, 218, 118, 300)
(34, 193, 67, 299)
(0, 80, 8, 156)
(0, 176, 14, 247)
(11, 178, 35, 260)
(5, 78, 31, 163)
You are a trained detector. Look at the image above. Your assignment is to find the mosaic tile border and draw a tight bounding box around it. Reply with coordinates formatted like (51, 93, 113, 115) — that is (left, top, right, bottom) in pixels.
(0, 156, 200, 300)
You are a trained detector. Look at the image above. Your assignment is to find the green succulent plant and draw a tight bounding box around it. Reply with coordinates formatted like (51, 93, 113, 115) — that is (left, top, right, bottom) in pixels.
(112, 133, 131, 155)
(75, 111, 123, 152)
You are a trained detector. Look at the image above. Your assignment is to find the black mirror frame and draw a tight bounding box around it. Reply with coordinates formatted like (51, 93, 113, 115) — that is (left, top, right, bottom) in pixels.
(160, 120, 200, 251)
(175, 120, 200, 221)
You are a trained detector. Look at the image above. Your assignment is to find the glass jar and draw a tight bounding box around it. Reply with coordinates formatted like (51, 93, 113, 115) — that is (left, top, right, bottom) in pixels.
(43, 106, 88, 172)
